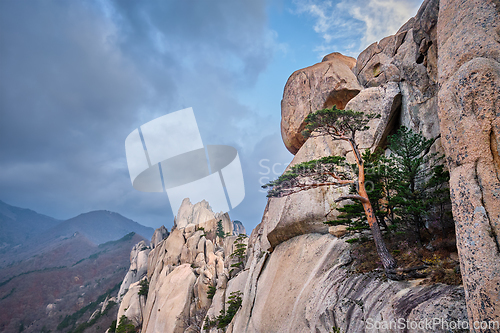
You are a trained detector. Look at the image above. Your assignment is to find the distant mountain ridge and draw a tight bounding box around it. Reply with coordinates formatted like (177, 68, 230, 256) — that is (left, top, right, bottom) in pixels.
(0, 200, 61, 249)
(47, 210, 154, 245)
(0, 200, 154, 256)
(0, 200, 156, 332)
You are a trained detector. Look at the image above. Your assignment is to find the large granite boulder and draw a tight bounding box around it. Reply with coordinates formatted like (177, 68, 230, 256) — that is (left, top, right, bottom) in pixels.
(281, 52, 363, 154)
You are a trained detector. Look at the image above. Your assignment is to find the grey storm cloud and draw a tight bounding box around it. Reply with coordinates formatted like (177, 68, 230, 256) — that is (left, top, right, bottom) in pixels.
(0, 0, 291, 229)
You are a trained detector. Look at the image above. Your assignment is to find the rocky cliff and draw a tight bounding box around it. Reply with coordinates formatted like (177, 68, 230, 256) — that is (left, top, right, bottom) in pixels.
(114, 0, 499, 332)
(113, 199, 248, 332)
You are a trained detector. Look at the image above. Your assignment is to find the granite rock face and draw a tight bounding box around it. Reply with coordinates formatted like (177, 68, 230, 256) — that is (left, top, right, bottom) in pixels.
(114, 201, 247, 333)
(232, 220, 246, 236)
(142, 264, 196, 333)
(117, 280, 145, 327)
(175, 198, 233, 237)
(264, 136, 351, 249)
(437, 0, 500, 327)
(150, 225, 169, 249)
(117, 240, 150, 302)
(265, 81, 403, 250)
(230, 234, 467, 333)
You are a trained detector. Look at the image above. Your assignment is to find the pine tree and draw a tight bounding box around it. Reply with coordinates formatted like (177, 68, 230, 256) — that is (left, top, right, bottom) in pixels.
(230, 234, 248, 274)
(329, 149, 394, 232)
(116, 315, 135, 333)
(263, 106, 397, 272)
(387, 126, 450, 243)
(216, 220, 225, 239)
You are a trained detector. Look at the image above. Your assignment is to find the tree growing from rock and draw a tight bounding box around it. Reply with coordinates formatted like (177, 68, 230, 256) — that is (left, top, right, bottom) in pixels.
(204, 291, 243, 330)
(263, 106, 397, 272)
(387, 126, 451, 243)
(138, 278, 149, 298)
(116, 315, 135, 333)
(327, 148, 394, 233)
(216, 220, 225, 239)
(330, 128, 452, 243)
(230, 234, 248, 275)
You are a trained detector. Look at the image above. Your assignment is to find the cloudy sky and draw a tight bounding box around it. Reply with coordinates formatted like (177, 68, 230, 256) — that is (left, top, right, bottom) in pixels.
(0, 0, 423, 231)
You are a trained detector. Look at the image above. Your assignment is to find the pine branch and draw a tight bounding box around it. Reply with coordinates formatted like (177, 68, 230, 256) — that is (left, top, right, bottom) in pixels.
(334, 195, 369, 203)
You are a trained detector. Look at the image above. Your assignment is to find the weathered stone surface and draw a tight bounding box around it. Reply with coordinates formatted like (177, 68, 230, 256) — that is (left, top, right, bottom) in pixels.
(205, 239, 215, 257)
(321, 52, 357, 69)
(355, 0, 440, 92)
(354, 42, 380, 78)
(357, 47, 401, 87)
(117, 280, 145, 327)
(181, 230, 203, 264)
(281, 53, 362, 154)
(264, 142, 350, 248)
(194, 268, 214, 310)
(198, 213, 234, 240)
(117, 240, 150, 302)
(150, 225, 169, 249)
(231, 233, 467, 333)
(205, 287, 226, 329)
(351, 7, 443, 151)
(412, 0, 439, 60)
(175, 198, 233, 236)
(142, 264, 196, 333)
(265, 187, 338, 249)
(232, 220, 246, 236)
(345, 82, 402, 151)
(329, 225, 348, 237)
(114, 1, 500, 331)
(162, 228, 185, 266)
(197, 236, 206, 255)
(232, 234, 467, 333)
(437, 0, 500, 82)
(175, 198, 217, 228)
(116, 199, 248, 332)
(184, 224, 196, 238)
(146, 238, 166, 280)
(194, 252, 206, 268)
(438, 0, 500, 323)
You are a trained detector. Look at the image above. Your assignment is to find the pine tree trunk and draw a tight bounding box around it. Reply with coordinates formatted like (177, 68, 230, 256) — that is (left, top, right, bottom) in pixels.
(359, 182, 397, 271)
(350, 139, 397, 271)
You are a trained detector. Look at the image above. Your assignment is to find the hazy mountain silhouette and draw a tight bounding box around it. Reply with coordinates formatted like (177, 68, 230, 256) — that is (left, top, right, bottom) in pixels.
(46, 210, 154, 245)
(0, 201, 156, 332)
(0, 201, 153, 258)
(0, 200, 61, 249)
